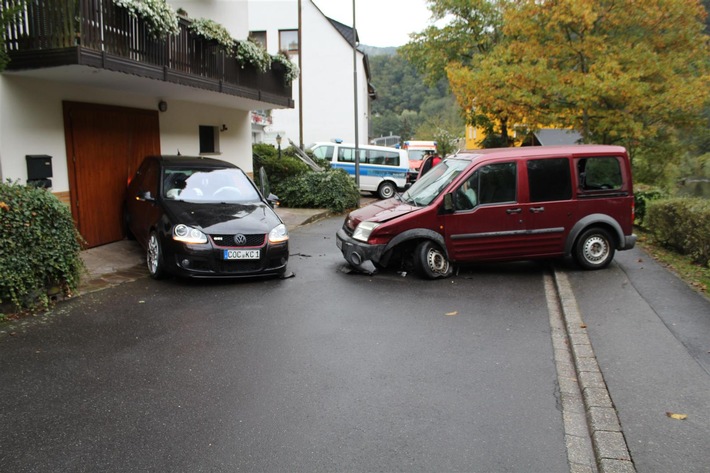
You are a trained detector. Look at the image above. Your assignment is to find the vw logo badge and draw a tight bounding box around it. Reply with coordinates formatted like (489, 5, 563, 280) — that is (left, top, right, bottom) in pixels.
(234, 234, 247, 245)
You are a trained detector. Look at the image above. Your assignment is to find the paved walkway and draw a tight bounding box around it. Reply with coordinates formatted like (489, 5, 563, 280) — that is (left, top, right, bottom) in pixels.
(78, 205, 332, 294)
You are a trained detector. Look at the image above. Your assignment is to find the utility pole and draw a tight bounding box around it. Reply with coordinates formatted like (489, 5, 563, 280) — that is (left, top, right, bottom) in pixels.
(352, 0, 359, 190)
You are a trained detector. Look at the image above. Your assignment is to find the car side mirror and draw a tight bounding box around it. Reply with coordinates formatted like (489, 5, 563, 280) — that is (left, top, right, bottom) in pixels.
(137, 191, 155, 202)
(267, 193, 280, 208)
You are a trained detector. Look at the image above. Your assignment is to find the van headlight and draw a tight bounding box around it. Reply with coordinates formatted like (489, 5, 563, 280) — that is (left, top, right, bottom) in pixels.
(353, 221, 380, 242)
(268, 224, 289, 244)
(173, 224, 207, 244)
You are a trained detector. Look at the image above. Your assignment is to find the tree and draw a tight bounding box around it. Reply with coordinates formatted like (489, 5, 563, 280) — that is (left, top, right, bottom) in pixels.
(403, 0, 710, 173)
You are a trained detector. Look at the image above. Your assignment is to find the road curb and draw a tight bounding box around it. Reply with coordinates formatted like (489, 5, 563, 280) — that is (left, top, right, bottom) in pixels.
(551, 269, 636, 473)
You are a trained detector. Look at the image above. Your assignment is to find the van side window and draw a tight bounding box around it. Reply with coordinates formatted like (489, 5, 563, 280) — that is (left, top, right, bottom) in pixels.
(577, 157, 622, 191)
(368, 150, 400, 166)
(453, 171, 479, 211)
(527, 158, 572, 202)
(479, 162, 517, 204)
(312, 145, 334, 160)
(338, 147, 366, 163)
(454, 163, 516, 209)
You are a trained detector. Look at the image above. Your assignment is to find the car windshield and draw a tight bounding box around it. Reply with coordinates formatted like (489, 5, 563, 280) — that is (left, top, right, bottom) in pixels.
(408, 150, 429, 162)
(401, 158, 470, 207)
(163, 167, 261, 203)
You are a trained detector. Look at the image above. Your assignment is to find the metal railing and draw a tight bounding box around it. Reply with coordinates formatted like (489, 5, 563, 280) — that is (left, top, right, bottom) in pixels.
(2, 0, 291, 103)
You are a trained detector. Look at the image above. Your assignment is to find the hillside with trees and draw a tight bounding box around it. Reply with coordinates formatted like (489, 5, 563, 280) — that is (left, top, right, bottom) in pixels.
(367, 49, 465, 155)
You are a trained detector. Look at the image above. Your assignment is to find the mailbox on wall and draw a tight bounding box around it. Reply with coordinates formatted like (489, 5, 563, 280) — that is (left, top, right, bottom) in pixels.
(26, 155, 53, 188)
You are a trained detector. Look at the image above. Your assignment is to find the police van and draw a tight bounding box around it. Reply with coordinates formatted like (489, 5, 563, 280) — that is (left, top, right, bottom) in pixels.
(309, 142, 409, 199)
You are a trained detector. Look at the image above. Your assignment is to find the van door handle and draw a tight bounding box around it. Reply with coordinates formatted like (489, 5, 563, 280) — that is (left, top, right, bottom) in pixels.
(506, 208, 522, 214)
(530, 206, 545, 213)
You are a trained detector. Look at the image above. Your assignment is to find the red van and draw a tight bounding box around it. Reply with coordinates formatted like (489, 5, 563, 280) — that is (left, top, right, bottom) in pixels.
(336, 145, 637, 278)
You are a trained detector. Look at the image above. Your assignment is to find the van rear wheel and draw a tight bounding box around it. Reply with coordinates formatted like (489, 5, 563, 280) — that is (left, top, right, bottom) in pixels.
(414, 241, 453, 279)
(377, 181, 396, 200)
(574, 227, 615, 270)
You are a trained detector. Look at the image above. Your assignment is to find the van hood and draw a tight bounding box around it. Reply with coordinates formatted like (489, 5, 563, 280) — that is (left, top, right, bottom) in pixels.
(346, 197, 418, 228)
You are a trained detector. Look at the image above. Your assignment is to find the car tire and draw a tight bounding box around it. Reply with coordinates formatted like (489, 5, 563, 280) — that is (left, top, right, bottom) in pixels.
(414, 240, 453, 279)
(574, 227, 615, 270)
(147, 231, 167, 279)
(377, 181, 396, 200)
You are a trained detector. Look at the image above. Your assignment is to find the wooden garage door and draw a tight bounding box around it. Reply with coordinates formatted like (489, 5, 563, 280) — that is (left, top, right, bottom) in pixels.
(64, 102, 160, 248)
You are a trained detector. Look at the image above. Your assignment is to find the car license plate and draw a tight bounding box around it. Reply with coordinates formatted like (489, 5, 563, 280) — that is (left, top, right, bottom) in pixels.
(223, 249, 260, 260)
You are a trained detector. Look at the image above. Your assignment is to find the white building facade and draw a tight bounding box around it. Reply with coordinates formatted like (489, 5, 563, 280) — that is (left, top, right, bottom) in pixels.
(0, 0, 293, 248)
(172, 0, 375, 148)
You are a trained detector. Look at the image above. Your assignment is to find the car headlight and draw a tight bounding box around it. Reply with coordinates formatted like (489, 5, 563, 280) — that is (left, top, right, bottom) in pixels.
(173, 224, 207, 244)
(268, 224, 289, 244)
(352, 221, 380, 242)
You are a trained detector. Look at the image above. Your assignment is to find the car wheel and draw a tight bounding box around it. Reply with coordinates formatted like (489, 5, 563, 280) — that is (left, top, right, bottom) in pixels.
(377, 181, 396, 200)
(574, 227, 615, 270)
(147, 231, 166, 279)
(414, 240, 452, 279)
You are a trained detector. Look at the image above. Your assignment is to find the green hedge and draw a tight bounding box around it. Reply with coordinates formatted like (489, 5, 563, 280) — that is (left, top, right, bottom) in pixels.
(0, 181, 84, 311)
(277, 168, 360, 213)
(646, 197, 710, 267)
(634, 185, 669, 228)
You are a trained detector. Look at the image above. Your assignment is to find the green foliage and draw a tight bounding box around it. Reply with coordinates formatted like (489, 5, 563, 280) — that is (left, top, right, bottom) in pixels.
(1, 0, 25, 72)
(646, 198, 710, 266)
(188, 17, 235, 53)
(253, 145, 309, 190)
(0, 181, 84, 310)
(277, 169, 360, 213)
(113, 0, 179, 39)
(634, 185, 670, 227)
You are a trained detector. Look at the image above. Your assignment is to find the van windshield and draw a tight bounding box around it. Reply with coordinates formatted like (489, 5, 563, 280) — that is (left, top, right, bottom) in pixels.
(402, 158, 470, 207)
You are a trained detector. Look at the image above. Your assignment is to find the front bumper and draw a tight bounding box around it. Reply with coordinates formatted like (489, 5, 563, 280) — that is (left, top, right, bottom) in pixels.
(336, 227, 386, 274)
(166, 239, 289, 278)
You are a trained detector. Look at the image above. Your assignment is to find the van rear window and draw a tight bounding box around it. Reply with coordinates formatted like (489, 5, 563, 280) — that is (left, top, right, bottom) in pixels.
(577, 157, 623, 192)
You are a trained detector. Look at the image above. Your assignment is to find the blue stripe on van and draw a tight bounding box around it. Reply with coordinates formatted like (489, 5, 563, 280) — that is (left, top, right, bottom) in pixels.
(332, 163, 408, 179)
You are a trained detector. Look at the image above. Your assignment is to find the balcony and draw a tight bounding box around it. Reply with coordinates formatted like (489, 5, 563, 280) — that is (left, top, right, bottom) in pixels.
(1, 0, 294, 108)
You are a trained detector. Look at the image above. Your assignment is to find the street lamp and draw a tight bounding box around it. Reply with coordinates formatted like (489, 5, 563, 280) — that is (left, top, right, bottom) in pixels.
(276, 134, 282, 159)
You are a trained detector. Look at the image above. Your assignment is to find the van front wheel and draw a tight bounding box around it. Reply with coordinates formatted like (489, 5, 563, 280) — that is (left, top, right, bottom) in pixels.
(574, 227, 615, 270)
(414, 241, 453, 279)
(377, 181, 396, 200)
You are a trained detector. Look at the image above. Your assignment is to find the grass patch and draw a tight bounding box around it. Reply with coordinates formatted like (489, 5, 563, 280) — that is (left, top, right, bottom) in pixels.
(636, 228, 710, 295)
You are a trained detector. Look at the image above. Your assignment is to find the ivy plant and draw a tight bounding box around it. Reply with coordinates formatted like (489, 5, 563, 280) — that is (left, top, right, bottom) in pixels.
(236, 39, 272, 73)
(113, 0, 179, 39)
(188, 17, 236, 54)
(0, 181, 84, 311)
(272, 52, 300, 84)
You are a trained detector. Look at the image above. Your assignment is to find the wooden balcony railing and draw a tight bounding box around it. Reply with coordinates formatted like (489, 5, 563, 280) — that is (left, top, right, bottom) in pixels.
(1, 0, 293, 107)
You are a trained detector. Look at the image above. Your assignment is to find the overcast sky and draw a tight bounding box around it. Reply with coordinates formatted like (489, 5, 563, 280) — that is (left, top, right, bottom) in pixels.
(314, 0, 434, 47)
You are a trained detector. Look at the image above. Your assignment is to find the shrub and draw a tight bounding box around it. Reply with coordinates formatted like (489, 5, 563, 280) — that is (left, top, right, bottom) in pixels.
(634, 185, 669, 228)
(646, 198, 710, 267)
(0, 181, 84, 311)
(253, 144, 309, 189)
(278, 168, 360, 213)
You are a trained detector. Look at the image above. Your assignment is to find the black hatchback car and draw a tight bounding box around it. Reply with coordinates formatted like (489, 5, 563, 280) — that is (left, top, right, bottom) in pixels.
(125, 156, 289, 279)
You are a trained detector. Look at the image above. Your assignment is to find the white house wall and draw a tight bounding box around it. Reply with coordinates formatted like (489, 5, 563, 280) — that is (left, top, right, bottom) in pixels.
(171, 0, 372, 147)
(0, 75, 254, 190)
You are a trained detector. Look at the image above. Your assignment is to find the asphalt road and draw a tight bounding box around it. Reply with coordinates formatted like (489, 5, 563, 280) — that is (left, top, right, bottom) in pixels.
(1, 216, 568, 472)
(2, 216, 709, 472)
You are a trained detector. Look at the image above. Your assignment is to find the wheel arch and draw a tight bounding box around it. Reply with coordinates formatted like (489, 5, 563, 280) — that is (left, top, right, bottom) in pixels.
(564, 214, 624, 257)
(384, 228, 448, 257)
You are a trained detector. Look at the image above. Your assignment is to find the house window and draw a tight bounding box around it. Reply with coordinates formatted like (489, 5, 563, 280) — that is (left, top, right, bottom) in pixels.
(199, 125, 219, 154)
(249, 31, 267, 49)
(279, 29, 299, 53)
